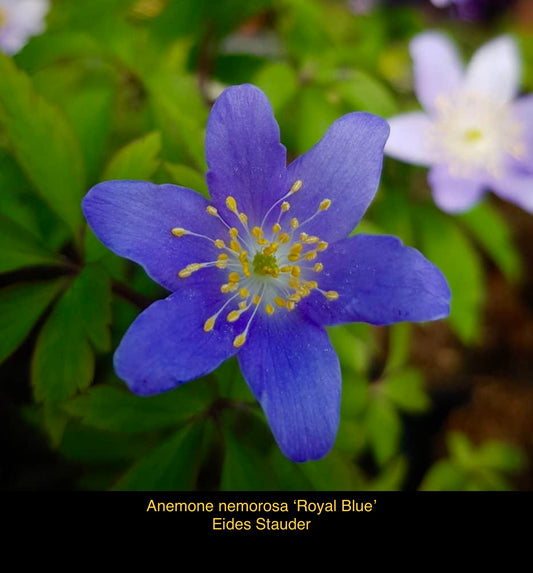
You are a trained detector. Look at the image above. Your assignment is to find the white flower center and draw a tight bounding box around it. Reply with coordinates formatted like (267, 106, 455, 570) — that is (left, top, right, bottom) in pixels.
(170, 180, 339, 348)
(427, 90, 525, 178)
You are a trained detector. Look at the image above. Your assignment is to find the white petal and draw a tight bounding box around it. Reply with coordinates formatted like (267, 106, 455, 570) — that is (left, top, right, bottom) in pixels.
(409, 31, 464, 113)
(385, 112, 435, 166)
(464, 36, 521, 104)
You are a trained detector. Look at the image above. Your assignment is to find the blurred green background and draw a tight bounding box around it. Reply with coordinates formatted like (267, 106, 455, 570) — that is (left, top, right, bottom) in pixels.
(1, 0, 532, 492)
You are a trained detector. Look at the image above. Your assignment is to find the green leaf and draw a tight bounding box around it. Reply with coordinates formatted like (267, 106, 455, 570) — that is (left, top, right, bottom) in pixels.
(31, 280, 95, 404)
(419, 459, 468, 491)
(221, 433, 278, 490)
(381, 368, 431, 414)
(102, 131, 162, 181)
(366, 397, 402, 466)
(458, 202, 523, 283)
(163, 162, 209, 198)
(70, 263, 112, 352)
(0, 52, 86, 237)
(294, 86, 342, 155)
(0, 279, 65, 364)
(414, 205, 485, 344)
(64, 380, 214, 434)
(0, 214, 62, 273)
(337, 69, 398, 117)
(113, 422, 206, 490)
(252, 61, 298, 114)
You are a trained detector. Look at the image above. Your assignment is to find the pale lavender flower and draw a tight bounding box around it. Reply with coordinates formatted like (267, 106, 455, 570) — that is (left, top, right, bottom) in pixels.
(0, 0, 50, 55)
(385, 32, 533, 213)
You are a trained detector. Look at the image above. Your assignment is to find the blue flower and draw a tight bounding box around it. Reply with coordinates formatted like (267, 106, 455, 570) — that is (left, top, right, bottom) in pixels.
(82, 84, 451, 462)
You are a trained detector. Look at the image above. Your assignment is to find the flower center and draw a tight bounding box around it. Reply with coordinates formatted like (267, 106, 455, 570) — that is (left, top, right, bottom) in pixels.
(427, 90, 525, 178)
(252, 251, 279, 277)
(170, 179, 338, 349)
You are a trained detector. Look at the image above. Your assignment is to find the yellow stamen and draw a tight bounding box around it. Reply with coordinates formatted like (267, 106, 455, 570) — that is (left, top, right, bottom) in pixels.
(228, 272, 240, 283)
(319, 199, 332, 211)
(274, 297, 287, 307)
(265, 304, 274, 315)
(290, 179, 303, 194)
(313, 263, 324, 272)
(206, 206, 218, 216)
(204, 317, 216, 332)
(324, 290, 339, 301)
(227, 310, 241, 322)
(226, 196, 238, 213)
(171, 227, 187, 237)
(233, 334, 247, 348)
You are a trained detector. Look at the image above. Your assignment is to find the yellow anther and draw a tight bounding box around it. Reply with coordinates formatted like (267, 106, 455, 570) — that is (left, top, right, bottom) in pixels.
(278, 233, 291, 243)
(239, 213, 248, 224)
(304, 251, 317, 261)
(242, 264, 251, 278)
(289, 294, 301, 303)
(324, 290, 339, 301)
(272, 223, 282, 234)
(265, 304, 274, 315)
(252, 295, 261, 305)
(319, 199, 332, 211)
(313, 262, 324, 272)
(305, 236, 320, 244)
(288, 253, 300, 262)
(317, 241, 328, 252)
(214, 239, 225, 249)
(229, 227, 239, 238)
(215, 260, 228, 269)
(290, 179, 303, 194)
(291, 266, 301, 278)
(227, 310, 241, 323)
(230, 240, 241, 253)
(233, 334, 247, 348)
(274, 297, 287, 307)
(178, 269, 191, 278)
(171, 227, 187, 237)
(240, 288, 250, 298)
(251, 226, 263, 239)
(280, 265, 292, 273)
(226, 196, 238, 213)
(228, 272, 240, 283)
(238, 301, 248, 310)
(218, 253, 229, 261)
(281, 201, 290, 212)
(290, 218, 299, 229)
(287, 301, 296, 311)
(306, 280, 318, 289)
(289, 243, 303, 253)
(263, 243, 279, 256)
(299, 232, 308, 242)
(203, 317, 216, 332)
(206, 206, 218, 216)
(239, 251, 249, 263)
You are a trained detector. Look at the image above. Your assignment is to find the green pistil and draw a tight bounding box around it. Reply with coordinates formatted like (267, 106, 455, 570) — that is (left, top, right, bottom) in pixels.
(252, 251, 279, 277)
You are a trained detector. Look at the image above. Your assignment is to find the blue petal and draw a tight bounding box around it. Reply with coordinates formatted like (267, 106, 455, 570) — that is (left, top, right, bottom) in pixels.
(237, 311, 341, 462)
(205, 84, 288, 227)
(82, 180, 226, 292)
(299, 234, 451, 326)
(114, 286, 239, 396)
(285, 112, 389, 243)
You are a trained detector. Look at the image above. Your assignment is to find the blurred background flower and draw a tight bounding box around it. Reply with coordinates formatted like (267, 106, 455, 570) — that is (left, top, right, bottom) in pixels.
(0, 0, 50, 55)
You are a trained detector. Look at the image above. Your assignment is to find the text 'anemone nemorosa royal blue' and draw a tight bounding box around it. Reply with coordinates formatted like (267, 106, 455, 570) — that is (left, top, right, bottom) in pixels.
(82, 84, 451, 462)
